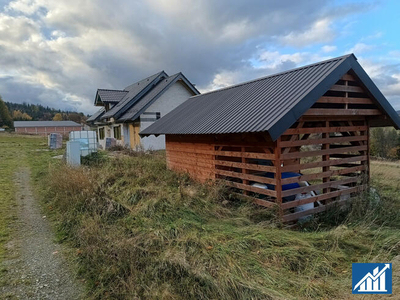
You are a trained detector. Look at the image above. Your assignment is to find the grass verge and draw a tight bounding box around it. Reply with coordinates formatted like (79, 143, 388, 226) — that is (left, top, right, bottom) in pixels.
(36, 149, 400, 299)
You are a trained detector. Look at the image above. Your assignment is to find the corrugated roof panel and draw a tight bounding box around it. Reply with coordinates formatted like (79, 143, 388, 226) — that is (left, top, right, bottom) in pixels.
(140, 55, 354, 138)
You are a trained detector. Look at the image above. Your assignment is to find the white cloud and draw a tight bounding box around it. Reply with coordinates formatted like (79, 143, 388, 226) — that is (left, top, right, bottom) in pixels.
(348, 43, 375, 54)
(322, 45, 337, 53)
(279, 19, 335, 47)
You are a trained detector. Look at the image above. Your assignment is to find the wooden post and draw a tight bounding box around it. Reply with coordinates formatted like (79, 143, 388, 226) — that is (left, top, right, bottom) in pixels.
(241, 146, 249, 195)
(322, 121, 330, 195)
(275, 137, 283, 218)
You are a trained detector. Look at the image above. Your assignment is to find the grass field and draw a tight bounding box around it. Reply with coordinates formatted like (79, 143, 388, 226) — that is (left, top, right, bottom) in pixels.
(1, 134, 399, 299)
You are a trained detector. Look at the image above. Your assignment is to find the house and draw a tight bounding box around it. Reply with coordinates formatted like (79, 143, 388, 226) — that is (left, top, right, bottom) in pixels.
(14, 121, 82, 136)
(87, 71, 199, 150)
(140, 54, 400, 222)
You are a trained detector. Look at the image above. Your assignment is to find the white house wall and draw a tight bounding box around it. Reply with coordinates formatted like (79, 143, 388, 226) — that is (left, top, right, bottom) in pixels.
(97, 124, 125, 149)
(140, 81, 194, 150)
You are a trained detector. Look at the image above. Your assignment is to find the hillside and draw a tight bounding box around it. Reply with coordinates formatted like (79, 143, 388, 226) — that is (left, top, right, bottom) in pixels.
(24, 145, 399, 299)
(5, 101, 87, 123)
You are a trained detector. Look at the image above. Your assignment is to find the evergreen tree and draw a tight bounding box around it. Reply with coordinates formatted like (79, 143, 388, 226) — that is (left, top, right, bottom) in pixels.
(0, 96, 13, 128)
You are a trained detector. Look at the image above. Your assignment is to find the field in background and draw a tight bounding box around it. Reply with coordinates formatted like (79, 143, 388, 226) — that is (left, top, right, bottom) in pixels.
(1, 134, 399, 299)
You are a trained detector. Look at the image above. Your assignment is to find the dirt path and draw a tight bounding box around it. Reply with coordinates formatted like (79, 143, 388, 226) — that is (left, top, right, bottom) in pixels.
(0, 168, 83, 299)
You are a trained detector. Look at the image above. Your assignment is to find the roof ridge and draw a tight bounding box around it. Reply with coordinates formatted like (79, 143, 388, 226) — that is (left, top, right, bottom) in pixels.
(97, 88, 127, 92)
(124, 71, 167, 90)
(193, 53, 354, 98)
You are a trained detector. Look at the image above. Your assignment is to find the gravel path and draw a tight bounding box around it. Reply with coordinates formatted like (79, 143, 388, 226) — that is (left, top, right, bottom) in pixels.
(0, 168, 83, 299)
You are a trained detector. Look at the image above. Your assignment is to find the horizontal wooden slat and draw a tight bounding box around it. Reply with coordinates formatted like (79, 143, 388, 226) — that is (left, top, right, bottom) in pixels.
(281, 165, 366, 185)
(304, 108, 381, 116)
(330, 84, 364, 93)
(222, 180, 277, 197)
(281, 155, 367, 172)
(232, 192, 276, 208)
(281, 186, 363, 210)
(316, 96, 374, 104)
(280, 135, 367, 148)
(281, 177, 359, 198)
(284, 126, 367, 135)
(281, 145, 367, 160)
(215, 160, 276, 173)
(214, 150, 274, 160)
(215, 169, 276, 185)
(341, 74, 357, 81)
(282, 197, 352, 222)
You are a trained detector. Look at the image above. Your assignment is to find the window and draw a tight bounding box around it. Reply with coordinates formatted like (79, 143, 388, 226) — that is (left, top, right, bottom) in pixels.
(156, 112, 161, 120)
(113, 126, 121, 140)
(99, 128, 105, 140)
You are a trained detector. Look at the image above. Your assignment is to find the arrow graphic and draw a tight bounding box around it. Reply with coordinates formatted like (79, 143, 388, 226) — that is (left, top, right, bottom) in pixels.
(353, 264, 390, 291)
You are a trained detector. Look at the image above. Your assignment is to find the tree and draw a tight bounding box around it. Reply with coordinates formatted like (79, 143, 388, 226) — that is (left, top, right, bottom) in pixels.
(0, 96, 13, 128)
(13, 110, 32, 121)
(53, 113, 63, 121)
(370, 127, 399, 158)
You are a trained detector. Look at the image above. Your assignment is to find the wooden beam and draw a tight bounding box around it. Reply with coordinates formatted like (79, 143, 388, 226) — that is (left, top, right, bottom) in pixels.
(281, 145, 367, 160)
(341, 74, 357, 81)
(281, 165, 366, 185)
(280, 135, 367, 148)
(232, 192, 276, 208)
(281, 177, 359, 198)
(275, 137, 283, 217)
(330, 84, 364, 93)
(304, 108, 381, 116)
(222, 180, 277, 197)
(281, 185, 363, 210)
(284, 125, 368, 135)
(215, 169, 276, 185)
(281, 155, 367, 172)
(215, 160, 276, 173)
(316, 96, 374, 105)
(214, 150, 275, 160)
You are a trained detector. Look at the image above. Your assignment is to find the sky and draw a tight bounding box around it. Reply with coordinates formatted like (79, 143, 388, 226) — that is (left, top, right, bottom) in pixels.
(0, 0, 399, 114)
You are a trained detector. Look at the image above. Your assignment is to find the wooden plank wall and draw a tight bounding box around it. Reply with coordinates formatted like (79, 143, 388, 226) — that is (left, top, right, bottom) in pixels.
(165, 71, 379, 222)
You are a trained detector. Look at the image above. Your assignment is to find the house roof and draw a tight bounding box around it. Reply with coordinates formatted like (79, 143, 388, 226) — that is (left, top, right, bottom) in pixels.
(140, 54, 400, 141)
(86, 108, 105, 123)
(91, 71, 199, 123)
(14, 121, 81, 128)
(118, 73, 198, 122)
(96, 89, 128, 104)
(101, 71, 167, 120)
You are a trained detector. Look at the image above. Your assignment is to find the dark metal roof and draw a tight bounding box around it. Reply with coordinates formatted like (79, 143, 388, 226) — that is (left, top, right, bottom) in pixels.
(96, 89, 127, 103)
(14, 121, 81, 128)
(140, 54, 400, 140)
(87, 108, 105, 123)
(101, 71, 167, 120)
(118, 73, 199, 122)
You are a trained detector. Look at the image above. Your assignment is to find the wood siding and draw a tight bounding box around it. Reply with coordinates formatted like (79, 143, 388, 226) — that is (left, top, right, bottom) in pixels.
(164, 72, 381, 222)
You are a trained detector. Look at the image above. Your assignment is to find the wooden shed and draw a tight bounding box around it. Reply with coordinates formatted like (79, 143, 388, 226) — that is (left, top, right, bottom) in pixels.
(141, 54, 400, 222)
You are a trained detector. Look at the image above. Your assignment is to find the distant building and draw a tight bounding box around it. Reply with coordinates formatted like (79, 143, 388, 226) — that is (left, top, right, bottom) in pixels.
(87, 71, 199, 150)
(14, 121, 83, 136)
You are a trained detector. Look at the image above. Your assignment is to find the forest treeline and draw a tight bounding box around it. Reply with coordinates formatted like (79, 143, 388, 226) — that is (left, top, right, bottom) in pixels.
(0, 95, 87, 128)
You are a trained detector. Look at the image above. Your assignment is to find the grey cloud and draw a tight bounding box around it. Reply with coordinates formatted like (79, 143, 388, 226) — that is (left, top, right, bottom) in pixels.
(0, 0, 373, 113)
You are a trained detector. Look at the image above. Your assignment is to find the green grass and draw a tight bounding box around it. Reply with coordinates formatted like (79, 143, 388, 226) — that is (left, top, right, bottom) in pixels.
(1, 134, 400, 299)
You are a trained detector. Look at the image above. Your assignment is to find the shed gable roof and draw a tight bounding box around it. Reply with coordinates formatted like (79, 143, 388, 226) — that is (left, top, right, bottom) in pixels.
(140, 54, 400, 140)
